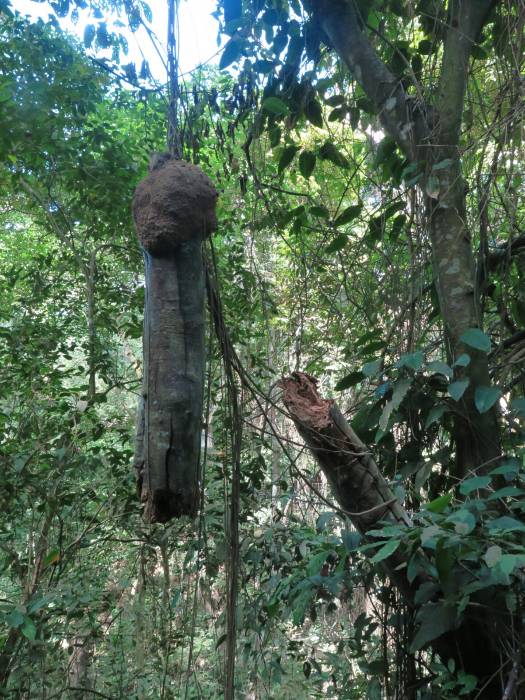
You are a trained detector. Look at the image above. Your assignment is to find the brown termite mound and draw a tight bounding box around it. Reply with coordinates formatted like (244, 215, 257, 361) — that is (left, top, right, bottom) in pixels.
(132, 155, 217, 523)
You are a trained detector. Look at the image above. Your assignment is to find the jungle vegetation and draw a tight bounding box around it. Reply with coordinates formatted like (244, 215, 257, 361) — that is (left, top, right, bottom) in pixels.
(0, 0, 524, 698)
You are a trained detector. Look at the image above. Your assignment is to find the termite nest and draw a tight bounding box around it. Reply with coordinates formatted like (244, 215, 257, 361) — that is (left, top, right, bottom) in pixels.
(132, 155, 218, 256)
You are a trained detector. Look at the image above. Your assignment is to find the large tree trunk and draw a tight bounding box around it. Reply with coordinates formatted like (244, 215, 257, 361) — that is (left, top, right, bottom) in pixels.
(311, 0, 501, 477)
(281, 372, 505, 697)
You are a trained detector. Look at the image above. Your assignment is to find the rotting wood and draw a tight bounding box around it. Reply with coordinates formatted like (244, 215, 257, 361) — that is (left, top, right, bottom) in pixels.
(281, 371, 416, 601)
(132, 154, 217, 522)
(281, 371, 506, 695)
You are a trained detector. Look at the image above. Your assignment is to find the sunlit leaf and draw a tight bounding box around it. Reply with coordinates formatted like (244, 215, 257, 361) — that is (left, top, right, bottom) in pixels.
(423, 492, 452, 513)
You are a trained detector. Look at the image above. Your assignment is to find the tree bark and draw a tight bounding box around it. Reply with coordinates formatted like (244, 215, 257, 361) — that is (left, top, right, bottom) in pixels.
(135, 246, 205, 522)
(311, 0, 501, 477)
(132, 157, 217, 522)
(281, 372, 416, 601)
(281, 372, 505, 697)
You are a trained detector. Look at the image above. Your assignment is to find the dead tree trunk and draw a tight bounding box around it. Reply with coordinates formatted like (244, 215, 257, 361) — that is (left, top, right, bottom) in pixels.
(132, 155, 218, 522)
(281, 372, 504, 697)
(281, 372, 416, 600)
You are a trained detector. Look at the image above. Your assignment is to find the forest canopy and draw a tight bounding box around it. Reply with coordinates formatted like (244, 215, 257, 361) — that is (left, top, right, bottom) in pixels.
(0, 0, 524, 698)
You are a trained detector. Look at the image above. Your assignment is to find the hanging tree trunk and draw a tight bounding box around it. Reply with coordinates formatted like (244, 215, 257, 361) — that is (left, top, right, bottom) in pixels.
(132, 155, 218, 522)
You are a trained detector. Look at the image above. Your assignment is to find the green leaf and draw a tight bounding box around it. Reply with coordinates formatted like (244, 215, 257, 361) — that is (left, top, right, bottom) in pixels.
(96, 22, 110, 49)
(474, 386, 501, 413)
(424, 404, 448, 429)
(488, 486, 523, 500)
(395, 351, 424, 371)
(484, 545, 502, 568)
(219, 36, 245, 69)
(362, 359, 381, 377)
(325, 234, 347, 254)
(292, 589, 313, 625)
(43, 548, 60, 567)
(342, 530, 361, 552)
(304, 97, 323, 127)
(487, 516, 525, 533)
(324, 95, 345, 107)
(278, 145, 298, 174)
(500, 554, 519, 576)
(253, 59, 275, 74)
(269, 126, 281, 148)
(453, 353, 471, 368)
(431, 158, 453, 171)
(379, 377, 412, 431)
(6, 610, 25, 629)
(316, 511, 338, 531)
(471, 45, 488, 59)
(490, 459, 520, 477)
(410, 602, 456, 652)
(328, 106, 348, 122)
(459, 476, 490, 495)
(368, 217, 382, 243)
(425, 174, 440, 199)
(334, 204, 362, 227)
(418, 39, 433, 55)
(370, 538, 401, 563)
(383, 201, 405, 219)
(414, 581, 440, 604)
(215, 633, 227, 649)
(426, 360, 453, 378)
(21, 617, 36, 641)
(307, 551, 329, 576)
(460, 328, 491, 353)
(263, 96, 289, 115)
(310, 205, 329, 218)
(423, 492, 452, 513)
(510, 398, 525, 420)
(435, 541, 455, 589)
(448, 379, 469, 401)
(448, 509, 476, 535)
(415, 461, 433, 490)
(367, 678, 382, 700)
(319, 141, 349, 168)
(83, 24, 96, 48)
(335, 371, 363, 391)
(299, 150, 316, 178)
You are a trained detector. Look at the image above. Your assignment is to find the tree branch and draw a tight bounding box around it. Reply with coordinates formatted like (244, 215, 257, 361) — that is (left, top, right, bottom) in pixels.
(437, 0, 495, 146)
(310, 0, 430, 161)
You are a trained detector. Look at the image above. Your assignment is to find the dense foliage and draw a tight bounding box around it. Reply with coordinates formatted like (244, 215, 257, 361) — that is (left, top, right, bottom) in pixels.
(0, 0, 524, 698)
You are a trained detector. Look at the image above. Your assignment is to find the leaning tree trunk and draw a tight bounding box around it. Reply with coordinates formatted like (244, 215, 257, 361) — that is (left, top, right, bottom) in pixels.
(281, 372, 506, 697)
(311, 0, 501, 478)
(132, 155, 217, 522)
